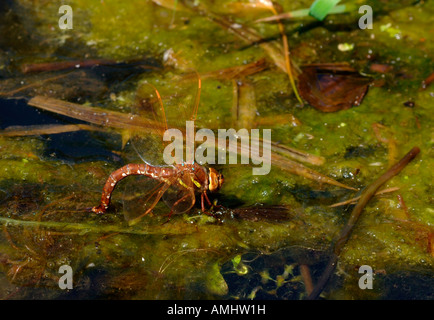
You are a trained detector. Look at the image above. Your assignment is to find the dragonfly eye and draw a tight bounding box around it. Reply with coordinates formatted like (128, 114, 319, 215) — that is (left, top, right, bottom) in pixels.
(208, 167, 222, 192)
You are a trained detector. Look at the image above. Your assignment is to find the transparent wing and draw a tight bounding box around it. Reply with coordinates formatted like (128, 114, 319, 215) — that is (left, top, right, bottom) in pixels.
(162, 173, 197, 214)
(121, 173, 178, 224)
(129, 72, 202, 166)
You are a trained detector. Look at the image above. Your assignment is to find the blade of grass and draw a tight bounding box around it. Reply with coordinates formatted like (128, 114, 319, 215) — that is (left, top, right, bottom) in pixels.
(266, 1, 304, 105)
(309, 0, 342, 21)
(255, 4, 352, 23)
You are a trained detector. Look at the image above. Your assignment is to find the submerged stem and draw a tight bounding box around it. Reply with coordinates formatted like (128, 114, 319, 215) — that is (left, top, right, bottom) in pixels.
(0, 216, 196, 236)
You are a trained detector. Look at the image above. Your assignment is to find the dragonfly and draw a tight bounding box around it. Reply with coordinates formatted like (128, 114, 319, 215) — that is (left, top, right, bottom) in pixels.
(91, 73, 224, 224)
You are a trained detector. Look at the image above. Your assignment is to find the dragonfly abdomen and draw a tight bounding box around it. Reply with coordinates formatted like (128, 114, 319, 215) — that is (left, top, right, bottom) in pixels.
(91, 163, 175, 214)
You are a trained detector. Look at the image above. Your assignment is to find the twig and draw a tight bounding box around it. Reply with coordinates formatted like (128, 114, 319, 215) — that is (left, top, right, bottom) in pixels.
(181, 59, 268, 81)
(0, 73, 70, 97)
(299, 264, 314, 296)
(329, 187, 400, 208)
(269, 151, 357, 190)
(271, 142, 325, 166)
(20, 58, 158, 74)
(27, 95, 163, 133)
(307, 147, 420, 300)
(0, 124, 103, 137)
(20, 59, 117, 73)
(397, 194, 410, 219)
(267, 2, 304, 105)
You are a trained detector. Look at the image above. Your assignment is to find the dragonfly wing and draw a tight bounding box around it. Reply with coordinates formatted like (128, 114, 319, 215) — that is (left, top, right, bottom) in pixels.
(128, 82, 167, 165)
(129, 72, 202, 165)
(121, 174, 177, 224)
(162, 174, 196, 214)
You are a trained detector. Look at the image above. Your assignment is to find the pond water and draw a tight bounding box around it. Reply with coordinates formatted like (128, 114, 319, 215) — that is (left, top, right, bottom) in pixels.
(0, 0, 432, 300)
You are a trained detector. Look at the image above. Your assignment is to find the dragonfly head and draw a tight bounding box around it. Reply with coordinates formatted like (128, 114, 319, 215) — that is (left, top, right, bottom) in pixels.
(208, 167, 224, 192)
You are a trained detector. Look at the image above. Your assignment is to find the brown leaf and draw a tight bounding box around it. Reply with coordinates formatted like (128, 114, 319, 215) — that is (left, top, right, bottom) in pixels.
(297, 63, 372, 112)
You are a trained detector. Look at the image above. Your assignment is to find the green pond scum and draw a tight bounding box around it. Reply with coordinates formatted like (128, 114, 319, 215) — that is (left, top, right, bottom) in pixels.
(0, 0, 432, 301)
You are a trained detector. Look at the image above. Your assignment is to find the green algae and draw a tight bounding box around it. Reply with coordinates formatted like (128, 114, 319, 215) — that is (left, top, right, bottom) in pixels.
(0, 0, 432, 300)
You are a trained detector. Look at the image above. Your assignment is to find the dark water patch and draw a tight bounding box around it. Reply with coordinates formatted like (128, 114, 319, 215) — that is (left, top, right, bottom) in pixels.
(288, 184, 351, 206)
(344, 144, 386, 160)
(382, 270, 434, 300)
(55, 267, 111, 300)
(42, 130, 122, 164)
(0, 98, 63, 128)
(221, 246, 329, 300)
(213, 193, 245, 209)
(0, 98, 122, 163)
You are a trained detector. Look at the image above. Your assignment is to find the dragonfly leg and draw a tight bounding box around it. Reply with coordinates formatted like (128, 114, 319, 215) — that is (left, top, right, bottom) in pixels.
(201, 193, 206, 212)
(201, 192, 217, 217)
(203, 191, 225, 211)
(203, 191, 212, 207)
(162, 209, 174, 225)
(162, 193, 191, 223)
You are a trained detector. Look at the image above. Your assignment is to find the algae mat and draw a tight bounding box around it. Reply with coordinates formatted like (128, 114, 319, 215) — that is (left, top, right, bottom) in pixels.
(0, 0, 432, 300)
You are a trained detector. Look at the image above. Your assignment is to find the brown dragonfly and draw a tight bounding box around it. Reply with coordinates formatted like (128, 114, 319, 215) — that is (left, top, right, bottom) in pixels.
(91, 74, 224, 224)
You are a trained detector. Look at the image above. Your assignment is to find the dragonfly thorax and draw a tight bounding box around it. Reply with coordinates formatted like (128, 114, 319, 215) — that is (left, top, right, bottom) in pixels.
(174, 162, 223, 193)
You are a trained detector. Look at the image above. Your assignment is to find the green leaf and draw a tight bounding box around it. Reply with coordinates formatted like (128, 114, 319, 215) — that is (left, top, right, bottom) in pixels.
(231, 254, 242, 268)
(309, 0, 342, 21)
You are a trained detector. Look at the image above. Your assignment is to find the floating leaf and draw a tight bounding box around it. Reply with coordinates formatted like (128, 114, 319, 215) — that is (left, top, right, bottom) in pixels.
(297, 63, 372, 112)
